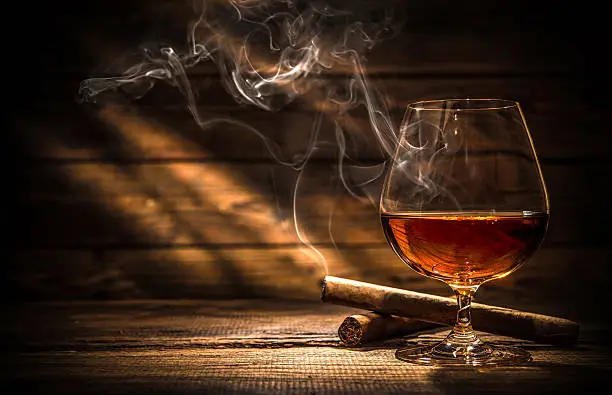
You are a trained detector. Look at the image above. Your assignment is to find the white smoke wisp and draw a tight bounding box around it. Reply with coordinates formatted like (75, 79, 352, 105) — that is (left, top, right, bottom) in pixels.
(79, 0, 403, 152)
(78, 0, 411, 271)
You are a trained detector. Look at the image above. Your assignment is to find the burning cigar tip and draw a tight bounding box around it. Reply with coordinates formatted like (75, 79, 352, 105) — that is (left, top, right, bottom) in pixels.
(320, 275, 338, 301)
(319, 277, 328, 295)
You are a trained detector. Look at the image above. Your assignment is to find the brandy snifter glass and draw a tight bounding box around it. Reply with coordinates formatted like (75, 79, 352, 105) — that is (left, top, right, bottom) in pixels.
(380, 98, 549, 366)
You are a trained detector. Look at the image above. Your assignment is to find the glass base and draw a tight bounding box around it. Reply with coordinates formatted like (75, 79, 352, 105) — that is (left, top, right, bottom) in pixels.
(396, 340, 532, 367)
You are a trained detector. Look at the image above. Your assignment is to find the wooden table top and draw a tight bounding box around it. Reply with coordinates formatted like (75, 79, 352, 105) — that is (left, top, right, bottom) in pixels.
(3, 299, 612, 394)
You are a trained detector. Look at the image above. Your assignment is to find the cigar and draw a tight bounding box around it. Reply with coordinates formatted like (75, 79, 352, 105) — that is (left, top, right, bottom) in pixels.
(338, 312, 441, 346)
(322, 276, 579, 345)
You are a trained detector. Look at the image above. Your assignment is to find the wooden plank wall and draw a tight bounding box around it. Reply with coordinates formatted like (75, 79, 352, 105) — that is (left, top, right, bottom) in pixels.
(10, 1, 610, 317)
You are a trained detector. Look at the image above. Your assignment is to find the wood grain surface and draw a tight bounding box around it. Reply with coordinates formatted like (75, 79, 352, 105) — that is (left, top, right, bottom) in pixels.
(3, 300, 612, 394)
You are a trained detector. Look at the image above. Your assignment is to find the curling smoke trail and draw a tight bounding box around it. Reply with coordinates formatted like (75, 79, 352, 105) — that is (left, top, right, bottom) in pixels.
(79, 0, 406, 272)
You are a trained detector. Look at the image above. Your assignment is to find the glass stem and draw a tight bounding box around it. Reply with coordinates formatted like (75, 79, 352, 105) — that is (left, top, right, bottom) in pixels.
(447, 286, 481, 347)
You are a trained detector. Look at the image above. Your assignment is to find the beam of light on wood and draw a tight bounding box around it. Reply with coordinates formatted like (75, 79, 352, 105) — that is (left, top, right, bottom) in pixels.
(35, 104, 399, 299)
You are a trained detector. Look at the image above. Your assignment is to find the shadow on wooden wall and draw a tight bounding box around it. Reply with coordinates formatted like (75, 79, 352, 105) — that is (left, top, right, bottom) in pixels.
(9, 1, 610, 322)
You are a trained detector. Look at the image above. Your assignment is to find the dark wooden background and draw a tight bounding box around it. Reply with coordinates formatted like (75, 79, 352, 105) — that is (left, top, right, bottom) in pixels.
(8, 0, 611, 326)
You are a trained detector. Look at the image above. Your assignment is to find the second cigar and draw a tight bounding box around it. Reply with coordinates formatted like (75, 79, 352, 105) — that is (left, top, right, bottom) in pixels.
(322, 275, 579, 345)
(338, 313, 440, 346)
